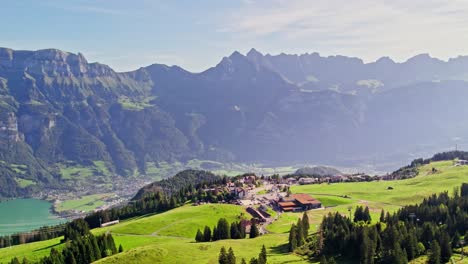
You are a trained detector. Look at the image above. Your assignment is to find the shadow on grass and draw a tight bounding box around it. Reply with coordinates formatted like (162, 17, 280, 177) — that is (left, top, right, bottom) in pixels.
(269, 243, 289, 254)
(33, 242, 62, 252)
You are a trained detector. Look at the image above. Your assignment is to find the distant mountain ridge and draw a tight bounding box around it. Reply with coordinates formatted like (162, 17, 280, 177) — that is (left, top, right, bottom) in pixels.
(2, 47, 468, 197)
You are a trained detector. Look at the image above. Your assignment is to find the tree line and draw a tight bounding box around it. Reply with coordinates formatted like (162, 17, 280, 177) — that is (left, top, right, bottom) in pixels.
(296, 183, 468, 264)
(0, 224, 65, 249)
(218, 245, 267, 264)
(9, 219, 122, 264)
(195, 217, 260, 242)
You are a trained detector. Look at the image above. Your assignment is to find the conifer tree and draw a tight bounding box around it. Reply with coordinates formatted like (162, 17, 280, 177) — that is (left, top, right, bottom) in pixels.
(302, 212, 310, 237)
(118, 244, 123, 253)
(230, 222, 241, 239)
(249, 257, 259, 264)
(428, 240, 441, 264)
(241, 258, 247, 264)
(217, 218, 230, 240)
(439, 232, 452, 263)
(288, 224, 298, 252)
(204, 226, 212, 242)
(227, 247, 236, 264)
(250, 222, 260, 238)
(195, 229, 204, 242)
(363, 206, 371, 223)
(218, 246, 228, 264)
(258, 245, 267, 264)
(213, 226, 219, 241)
(380, 209, 385, 222)
(296, 218, 305, 246)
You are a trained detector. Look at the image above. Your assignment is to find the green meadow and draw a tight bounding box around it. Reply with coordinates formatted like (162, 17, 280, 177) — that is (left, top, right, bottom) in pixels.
(54, 193, 114, 213)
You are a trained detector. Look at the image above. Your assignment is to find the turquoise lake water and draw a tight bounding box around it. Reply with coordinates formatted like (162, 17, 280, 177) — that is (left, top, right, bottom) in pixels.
(0, 199, 63, 236)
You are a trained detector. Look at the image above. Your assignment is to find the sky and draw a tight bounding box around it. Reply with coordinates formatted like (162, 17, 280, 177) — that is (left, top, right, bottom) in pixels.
(2, 0, 468, 72)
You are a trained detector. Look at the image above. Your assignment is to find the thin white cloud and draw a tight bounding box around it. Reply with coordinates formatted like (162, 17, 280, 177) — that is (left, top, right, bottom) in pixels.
(220, 0, 468, 62)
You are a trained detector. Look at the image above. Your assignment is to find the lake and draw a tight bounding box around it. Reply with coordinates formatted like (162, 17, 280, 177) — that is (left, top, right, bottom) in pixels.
(0, 199, 63, 236)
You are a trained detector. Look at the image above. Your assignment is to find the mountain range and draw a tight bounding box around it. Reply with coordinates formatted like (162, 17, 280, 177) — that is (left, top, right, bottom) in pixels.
(2, 47, 468, 197)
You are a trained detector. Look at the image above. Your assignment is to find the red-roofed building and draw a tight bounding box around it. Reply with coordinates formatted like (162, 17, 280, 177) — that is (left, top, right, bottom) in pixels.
(278, 194, 321, 212)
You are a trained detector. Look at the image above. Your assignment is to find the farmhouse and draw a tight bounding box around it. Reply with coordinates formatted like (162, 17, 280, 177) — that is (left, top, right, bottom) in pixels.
(455, 160, 468, 166)
(278, 193, 321, 212)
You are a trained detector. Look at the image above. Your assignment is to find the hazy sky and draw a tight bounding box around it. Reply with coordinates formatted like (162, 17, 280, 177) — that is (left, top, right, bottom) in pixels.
(2, 0, 468, 72)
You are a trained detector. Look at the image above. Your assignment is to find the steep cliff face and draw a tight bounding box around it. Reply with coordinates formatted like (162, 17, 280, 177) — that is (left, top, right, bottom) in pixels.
(0, 48, 195, 196)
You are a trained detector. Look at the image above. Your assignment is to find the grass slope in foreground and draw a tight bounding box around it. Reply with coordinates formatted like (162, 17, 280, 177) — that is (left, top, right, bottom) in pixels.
(269, 160, 468, 234)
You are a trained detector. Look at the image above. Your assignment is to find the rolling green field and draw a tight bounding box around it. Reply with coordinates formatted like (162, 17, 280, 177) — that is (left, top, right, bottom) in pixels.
(54, 193, 114, 213)
(1, 160, 467, 263)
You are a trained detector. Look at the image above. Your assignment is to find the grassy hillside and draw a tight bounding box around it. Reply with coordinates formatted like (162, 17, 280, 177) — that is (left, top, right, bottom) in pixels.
(107, 204, 245, 237)
(1, 160, 466, 263)
(268, 160, 468, 234)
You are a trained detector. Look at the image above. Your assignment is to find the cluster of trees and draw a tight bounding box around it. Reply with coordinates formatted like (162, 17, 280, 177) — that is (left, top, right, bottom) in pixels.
(85, 170, 237, 229)
(218, 245, 267, 264)
(353, 206, 372, 223)
(10, 219, 122, 264)
(195, 218, 260, 242)
(288, 212, 310, 252)
(0, 224, 65, 249)
(389, 151, 468, 181)
(309, 183, 468, 264)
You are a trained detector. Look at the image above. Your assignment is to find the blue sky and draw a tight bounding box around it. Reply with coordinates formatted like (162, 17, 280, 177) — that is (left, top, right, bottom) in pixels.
(2, 0, 468, 72)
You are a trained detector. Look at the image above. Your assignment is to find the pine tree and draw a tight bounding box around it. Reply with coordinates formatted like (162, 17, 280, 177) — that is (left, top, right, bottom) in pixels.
(439, 232, 452, 263)
(250, 222, 260, 238)
(241, 258, 247, 264)
(363, 206, 371, 223)
(195, 229, 204, 242)
(118, 244, 123, 253)
(428, 240, 441, 264)
(380, 209, 385, 222)
(230, 222, 241, 239)
(204, 226, 212, 242)
(360, 232, 372, 264)
(213, 226, 219, 241)
(258, 245, 267, 264)
(227, 247, 236, 264)
(249, 257, 259, 264)
(288, 224, 298, 252)
(302, 212, 310, 234)
(296, 218, 305, 246)
(217, 218, 230, 240)
(219, 246, 228, 264)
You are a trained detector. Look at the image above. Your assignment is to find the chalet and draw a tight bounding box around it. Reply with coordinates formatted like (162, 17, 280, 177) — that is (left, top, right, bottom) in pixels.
(455, 160, 468, 166)
(278, 193, 321, 212)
